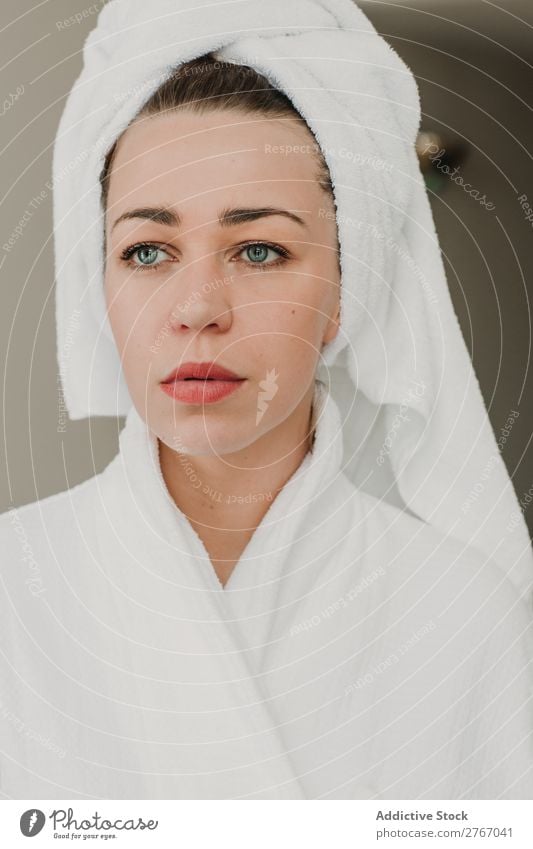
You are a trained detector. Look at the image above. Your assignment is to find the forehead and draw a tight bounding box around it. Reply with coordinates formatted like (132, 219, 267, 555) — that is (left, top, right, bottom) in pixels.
(106, 109, 322, 211)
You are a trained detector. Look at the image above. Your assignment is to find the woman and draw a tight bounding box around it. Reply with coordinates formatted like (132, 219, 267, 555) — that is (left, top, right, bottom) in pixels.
(1, 0, 532, 800)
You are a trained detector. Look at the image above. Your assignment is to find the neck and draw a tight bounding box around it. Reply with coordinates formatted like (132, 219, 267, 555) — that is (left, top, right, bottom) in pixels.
(159, 383, 316, 524)
(158, 382, 317, 584)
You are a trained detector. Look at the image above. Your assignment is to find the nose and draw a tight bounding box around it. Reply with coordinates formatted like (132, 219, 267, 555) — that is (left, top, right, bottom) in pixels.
(168, 260, 234, 335)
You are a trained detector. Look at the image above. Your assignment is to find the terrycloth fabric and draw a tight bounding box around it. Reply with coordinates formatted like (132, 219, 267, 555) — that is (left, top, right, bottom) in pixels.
(52, 0, 533, 605)
(1, 380, 532, 799)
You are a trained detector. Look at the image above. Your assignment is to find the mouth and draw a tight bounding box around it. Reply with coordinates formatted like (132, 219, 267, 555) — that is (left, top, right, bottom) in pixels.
(160, 361, 246, 405)
(161, 361, 244, 383)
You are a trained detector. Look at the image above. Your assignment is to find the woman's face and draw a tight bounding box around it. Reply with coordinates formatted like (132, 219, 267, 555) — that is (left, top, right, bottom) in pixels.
(104, 108, 341, 455)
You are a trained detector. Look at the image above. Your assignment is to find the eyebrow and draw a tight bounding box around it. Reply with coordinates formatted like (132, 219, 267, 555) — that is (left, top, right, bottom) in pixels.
(111, 205, 310, 232)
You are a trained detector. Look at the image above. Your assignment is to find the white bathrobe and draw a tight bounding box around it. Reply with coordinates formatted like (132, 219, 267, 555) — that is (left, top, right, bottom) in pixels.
(1, 380, 532, 800)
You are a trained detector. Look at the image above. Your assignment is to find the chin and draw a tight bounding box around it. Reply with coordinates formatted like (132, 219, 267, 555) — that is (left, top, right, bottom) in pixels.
(157, 420, 257, 458)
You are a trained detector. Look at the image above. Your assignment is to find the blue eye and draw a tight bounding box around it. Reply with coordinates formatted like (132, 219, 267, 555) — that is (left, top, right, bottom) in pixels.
(120, 242, 172, 270)
(136, 246, 163, 265)
(246, 244, 269, 263)
(120, 240, 290, 274)
(237, 242, 289, 268)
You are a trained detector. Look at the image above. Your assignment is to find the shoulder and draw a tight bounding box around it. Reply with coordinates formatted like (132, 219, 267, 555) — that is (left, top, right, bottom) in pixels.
(348, 484, 533, 630)
(0, 467, 120, 639)
(0, 471, 105, 555)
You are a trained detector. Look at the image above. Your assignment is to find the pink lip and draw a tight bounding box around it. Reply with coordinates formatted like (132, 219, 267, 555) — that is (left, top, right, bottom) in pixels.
(160, 378, 246, 405)
(162, 361, 243, 382)
(160, 360, 246, 405)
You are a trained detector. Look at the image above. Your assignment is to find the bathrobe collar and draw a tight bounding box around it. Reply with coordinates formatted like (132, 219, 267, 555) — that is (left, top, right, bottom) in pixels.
(114, 377, 345, 593)
(90, 378, 347, 797)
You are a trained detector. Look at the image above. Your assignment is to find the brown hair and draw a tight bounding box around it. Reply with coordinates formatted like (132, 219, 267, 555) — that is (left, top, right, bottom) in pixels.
(99, 51, 333, 210)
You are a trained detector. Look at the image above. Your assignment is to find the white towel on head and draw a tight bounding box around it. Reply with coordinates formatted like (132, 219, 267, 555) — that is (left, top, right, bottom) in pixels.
(52, 0, 533, 602)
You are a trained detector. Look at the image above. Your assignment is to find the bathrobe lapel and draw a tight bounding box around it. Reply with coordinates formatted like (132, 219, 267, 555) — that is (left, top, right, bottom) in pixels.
(92, 391, 325, 799)
(221, 381, 346, 661)
(217, 383, 386, 799)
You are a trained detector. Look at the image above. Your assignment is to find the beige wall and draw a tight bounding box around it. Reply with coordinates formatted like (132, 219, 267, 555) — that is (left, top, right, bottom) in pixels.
(1, 0, 532, 531)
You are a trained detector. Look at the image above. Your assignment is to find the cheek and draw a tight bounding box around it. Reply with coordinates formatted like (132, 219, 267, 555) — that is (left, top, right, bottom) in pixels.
(104, 285, 168, 406)
(255, 303, 324, 371)
(273, 295, 328, 341)
(105, 276, 160, 355)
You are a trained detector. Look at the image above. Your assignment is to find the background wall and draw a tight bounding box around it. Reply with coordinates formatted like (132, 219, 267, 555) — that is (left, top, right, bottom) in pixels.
(1, 0, 532, 531)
